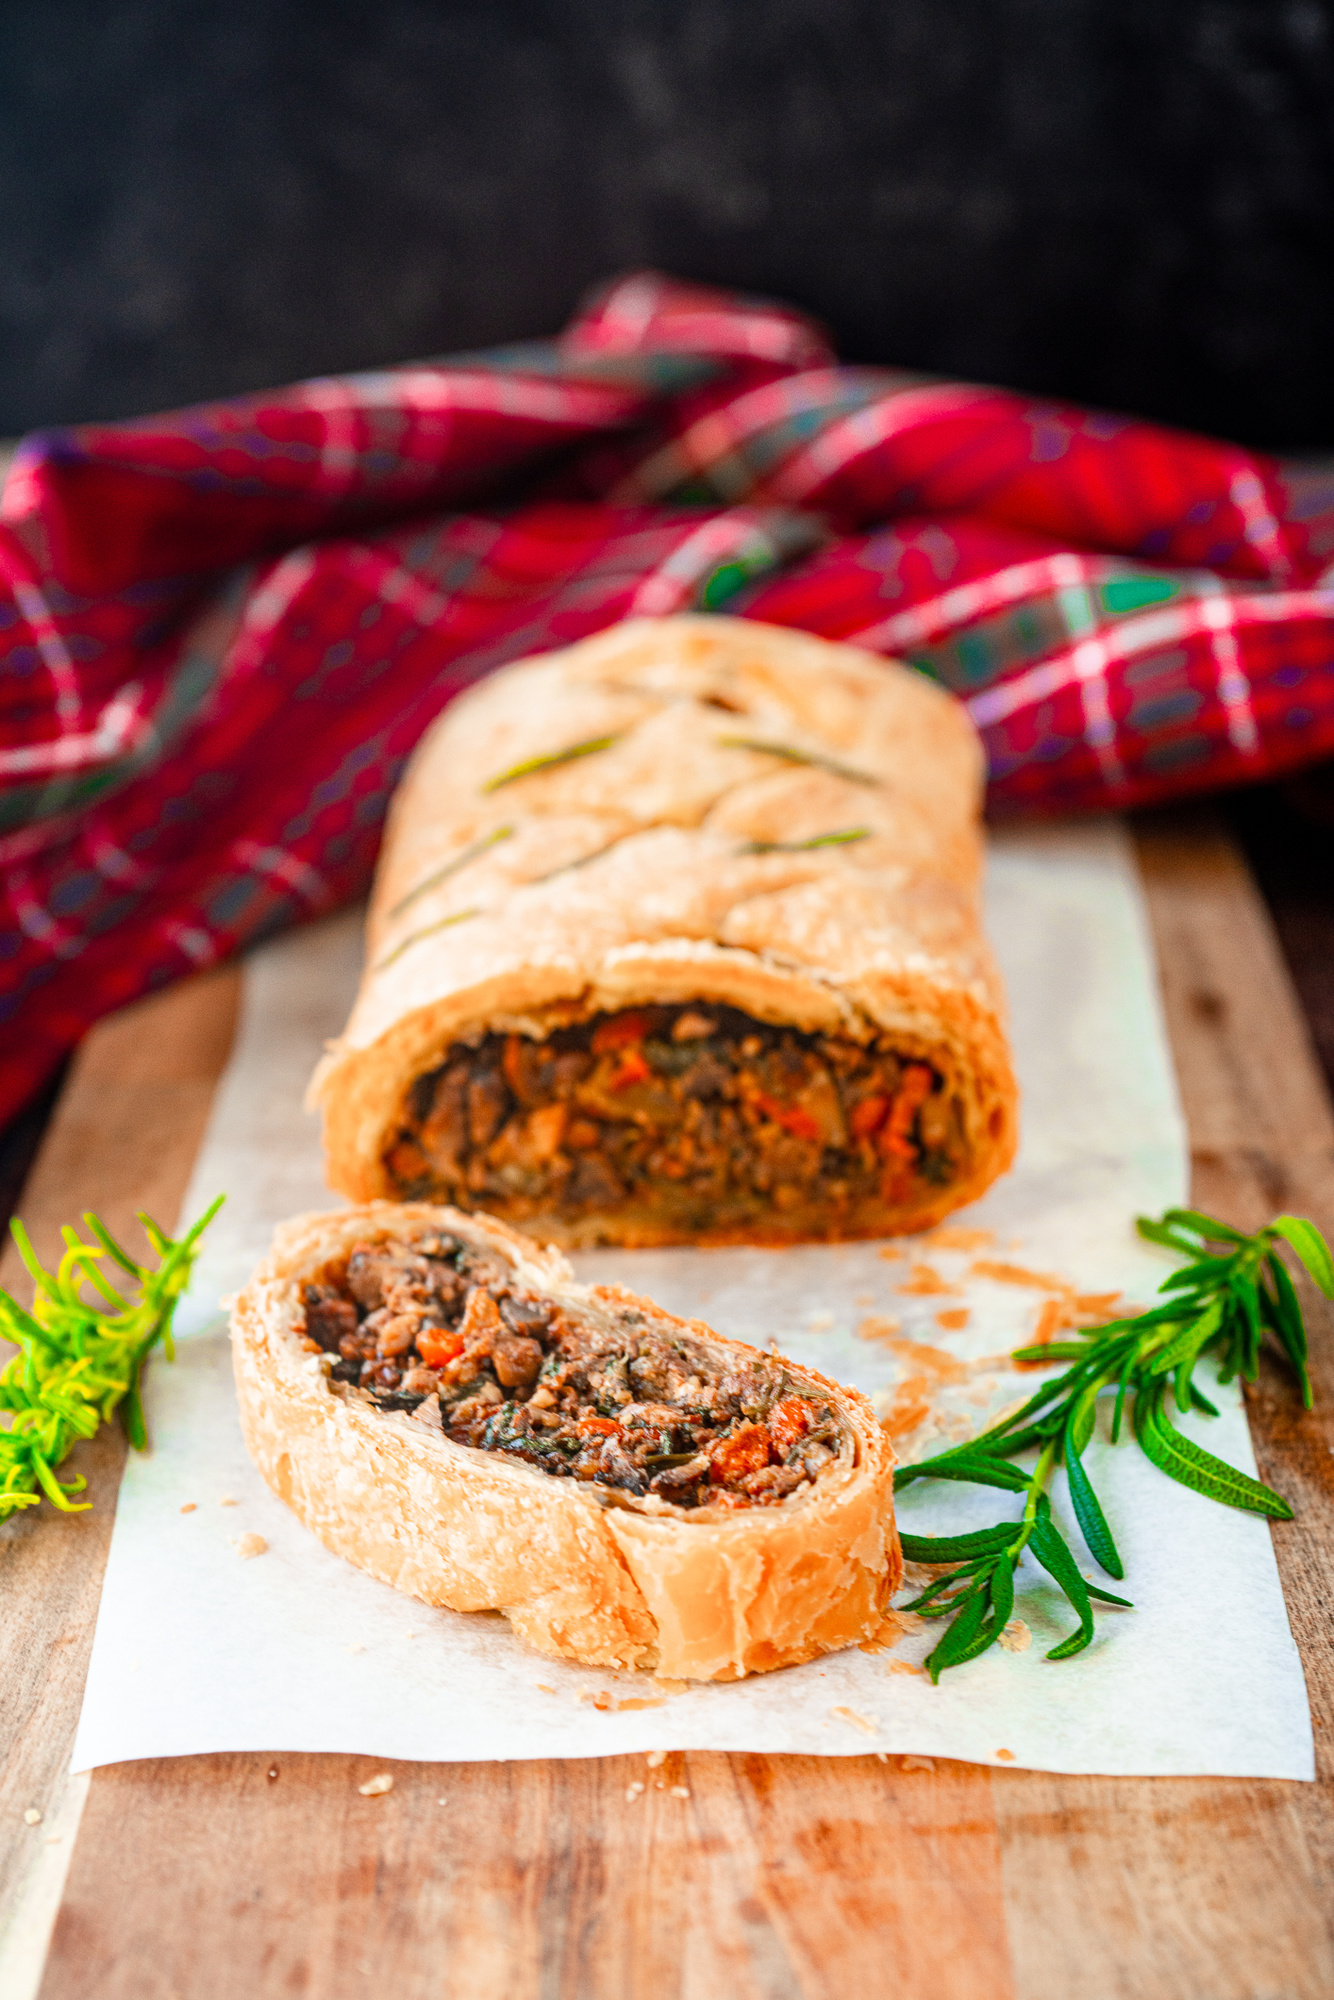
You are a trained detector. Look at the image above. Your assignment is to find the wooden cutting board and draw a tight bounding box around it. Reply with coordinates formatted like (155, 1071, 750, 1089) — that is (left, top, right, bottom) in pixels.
(2, 806, 1331, 2000)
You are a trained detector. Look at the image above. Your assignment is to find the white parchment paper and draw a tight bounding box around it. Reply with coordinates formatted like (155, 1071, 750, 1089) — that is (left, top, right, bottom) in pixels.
(70, 820, 1315, 1777)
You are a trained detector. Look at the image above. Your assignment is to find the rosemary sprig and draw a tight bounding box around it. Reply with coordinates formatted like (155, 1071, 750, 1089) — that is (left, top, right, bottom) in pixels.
(894, 1206, 1330, 1681)
(714, 734, 877, 786)
(0, 1197, 223, 1519)
(481, 734, 623, 792)
(386, 825, 514, 919)
(738, 826, 872, 855)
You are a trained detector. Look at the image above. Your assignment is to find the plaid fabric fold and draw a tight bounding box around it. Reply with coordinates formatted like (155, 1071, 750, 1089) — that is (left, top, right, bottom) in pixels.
(2, 269, 1333, 1126)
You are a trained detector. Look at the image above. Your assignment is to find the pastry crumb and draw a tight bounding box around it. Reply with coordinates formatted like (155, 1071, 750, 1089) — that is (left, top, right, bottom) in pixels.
(970, 1259, 1067, 1292)
(859, 1609, 907, 1654)
(887, 1660, 925, 1677)
(998, 1619, 1032, 1654)
(924, 1225, 995, 1252)
(856, 1315, 902, 1347)
(234, 1533, 267, 1559)
(898, 1263, 961, 1297)
(179, 1502, 197, 1514)
(536, 1684, 557, 1695)
(646, 1749, 667, 1768)
(614, 1697, 666, 1711)
(358, 1773, 394, 1797)
(936, 1308, 970, 1331)
(830, 1705, 879, 1735)
(219, 1495, 239, 1507)
(580, 1689, 614, 1711)
(878, 1245, 903, 1260)
(23, 1808, 41, 1826)
(995, 1748, 1015, 1762)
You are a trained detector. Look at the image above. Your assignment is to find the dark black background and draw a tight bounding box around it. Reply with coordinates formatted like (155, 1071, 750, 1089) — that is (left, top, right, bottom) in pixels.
(3, 0, 1334, 1208)
(1, 0, 1333, 443)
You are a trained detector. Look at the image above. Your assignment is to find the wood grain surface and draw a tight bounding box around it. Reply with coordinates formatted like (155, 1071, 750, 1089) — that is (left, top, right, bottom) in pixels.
(6, 812, 1331, 2000)
(0, 962, 241, 1970)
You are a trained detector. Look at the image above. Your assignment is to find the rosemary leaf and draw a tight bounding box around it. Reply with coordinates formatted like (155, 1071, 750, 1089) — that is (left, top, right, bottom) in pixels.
(386, 825, 515, 919)
(737, 826, 872, 855)
(714, 734, 877, 786)
(1028, 1503, 1096, 1659)
(925, 1582, 990, 1682)
(1269, 1215, 1334, 1297)
(1134, 1381, 1295, 1518)
(1063, 1394, 1125, 1579)
(898, 1522, 1018, 1563)
(482, 734, 623, 793)
(374, 905, 482, 973)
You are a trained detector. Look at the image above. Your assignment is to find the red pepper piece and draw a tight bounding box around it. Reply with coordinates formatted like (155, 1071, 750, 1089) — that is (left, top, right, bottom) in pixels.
(591, 1011, 651, 1056)
(416, 1328, 466, 1369)
(709, 1423, 773, 1484)
(879, 1064, 934, 1161)
(767, 1396, 812, 1457)
(850, 1093, 889, 1140)
(609, 1048, 651, 1091)
(752, 1091, 822, 1143)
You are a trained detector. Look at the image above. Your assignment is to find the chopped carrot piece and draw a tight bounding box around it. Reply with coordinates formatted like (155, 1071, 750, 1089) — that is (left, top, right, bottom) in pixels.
(610, 1048, 651, 1090)
(850, 1093, 889, 1139)
(527, 1102, 567, 1159)
(709, 1424, 772, 1484)
(417, 1328, 465, 1369)
(879, 1064, 934, 1161)
(752, 1091, 822, 1143)
(768, 1396, 811, 1456)
(592, 1011, 650, 1055)
(502, 1034, 533, 1100)
(576, 1415, 620, 1437)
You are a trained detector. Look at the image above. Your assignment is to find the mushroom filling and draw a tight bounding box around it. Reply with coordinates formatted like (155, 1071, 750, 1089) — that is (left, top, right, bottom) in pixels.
(301, 1231, 841, 1508)
(381, 1003, 965, 1236)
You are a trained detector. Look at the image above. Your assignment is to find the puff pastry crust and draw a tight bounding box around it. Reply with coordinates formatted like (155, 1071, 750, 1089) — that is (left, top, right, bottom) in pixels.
(231, 1201, 901, 1680)
(312, 614, 1018, 1242)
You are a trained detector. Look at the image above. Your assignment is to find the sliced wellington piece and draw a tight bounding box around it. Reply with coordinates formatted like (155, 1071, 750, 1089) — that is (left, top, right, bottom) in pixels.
(231, 1202, 901, 1680)
(311, 614, 1018, 1245)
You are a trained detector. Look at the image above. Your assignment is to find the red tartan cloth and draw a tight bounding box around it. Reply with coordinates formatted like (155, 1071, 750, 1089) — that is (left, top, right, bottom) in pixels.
(4, 270, 1334, 1128)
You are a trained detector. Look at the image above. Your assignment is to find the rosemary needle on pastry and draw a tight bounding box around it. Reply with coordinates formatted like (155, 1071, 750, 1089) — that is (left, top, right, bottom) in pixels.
(894, 1207, 1330, 1681)
(0, 1197, 223, 1518)
(739, 826, 872, 855)
(714, 733, 877, 786)
(482, 733, 623, 792)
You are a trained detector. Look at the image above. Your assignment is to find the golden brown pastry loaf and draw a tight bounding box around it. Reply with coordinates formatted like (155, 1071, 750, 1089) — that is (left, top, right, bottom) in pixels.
(230, 1200, 900, 1680)
(312, 614, 1018, 1245)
